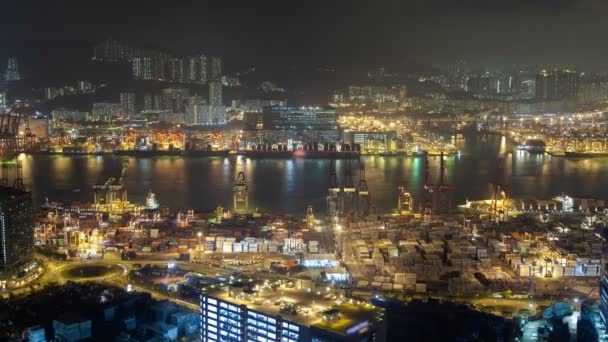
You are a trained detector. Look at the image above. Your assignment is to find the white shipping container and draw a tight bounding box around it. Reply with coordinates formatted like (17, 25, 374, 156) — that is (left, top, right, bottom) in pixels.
(223, 243, 233, 253)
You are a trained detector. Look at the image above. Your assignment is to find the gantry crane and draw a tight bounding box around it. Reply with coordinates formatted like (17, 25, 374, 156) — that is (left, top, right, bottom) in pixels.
(490, 153, 511, 223)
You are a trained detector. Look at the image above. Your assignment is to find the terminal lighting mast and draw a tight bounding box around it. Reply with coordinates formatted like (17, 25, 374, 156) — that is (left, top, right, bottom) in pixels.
(420, 152, 434, 219)
(342, 159, 356, 216)
(233, 171, 248, 215)
(436, 152, 454, 214)
(356, 160, 370, 217)
(306, 205, 315, 230)
(327, 158, 340, 222)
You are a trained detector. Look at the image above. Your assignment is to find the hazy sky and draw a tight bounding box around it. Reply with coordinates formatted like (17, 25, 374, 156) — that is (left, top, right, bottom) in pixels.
(3, 0, 608, 71)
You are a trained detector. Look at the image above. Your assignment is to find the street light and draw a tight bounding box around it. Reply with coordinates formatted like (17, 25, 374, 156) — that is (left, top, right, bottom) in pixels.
(197, 232, 203, 261)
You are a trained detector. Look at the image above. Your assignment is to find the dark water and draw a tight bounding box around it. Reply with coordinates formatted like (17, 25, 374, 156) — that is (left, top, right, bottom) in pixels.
(18, 134, 608, 214)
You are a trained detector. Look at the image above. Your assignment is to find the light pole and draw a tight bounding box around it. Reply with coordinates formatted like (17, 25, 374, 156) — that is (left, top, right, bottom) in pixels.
(197, 232, 203, 261)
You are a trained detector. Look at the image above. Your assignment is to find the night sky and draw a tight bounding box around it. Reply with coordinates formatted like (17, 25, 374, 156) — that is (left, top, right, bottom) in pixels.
(2, 0, 608, 72)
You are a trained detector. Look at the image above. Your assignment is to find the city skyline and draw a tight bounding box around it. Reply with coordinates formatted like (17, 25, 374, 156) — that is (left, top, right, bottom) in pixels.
(4, 0, 608, 73)
(3, 2, 608, 341)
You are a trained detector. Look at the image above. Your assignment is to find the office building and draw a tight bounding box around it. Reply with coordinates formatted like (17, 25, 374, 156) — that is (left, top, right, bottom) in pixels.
(4, 57, 21, 81)
(258, 106, 338, 131)
(120, 92, 136, 116)
(92, 102, 121, 122)
(0, 187, 34, 275)
(200, 279, 386, 342)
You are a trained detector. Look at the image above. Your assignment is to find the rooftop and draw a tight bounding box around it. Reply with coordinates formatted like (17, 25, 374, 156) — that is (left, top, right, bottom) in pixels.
(202, 278, 383, 334)
(0, 186, 29, 202)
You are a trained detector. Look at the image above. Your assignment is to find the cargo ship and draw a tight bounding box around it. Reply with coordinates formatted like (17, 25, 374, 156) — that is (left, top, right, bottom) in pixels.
(243, 150, 360, 159)
(113, 149, 231, 157)
(113, 149, 182, 156)
(517, 139, 546, 154)
(564, 151, 608, 159)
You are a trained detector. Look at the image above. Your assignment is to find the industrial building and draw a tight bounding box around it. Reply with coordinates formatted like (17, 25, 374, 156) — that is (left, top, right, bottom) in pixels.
(200, 278, 386, 342)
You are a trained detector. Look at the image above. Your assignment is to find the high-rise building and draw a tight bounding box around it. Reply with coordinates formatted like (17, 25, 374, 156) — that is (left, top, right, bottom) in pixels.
(199, 280, 386, 342)
(151, 56, 166, 80)
(143, 93, 154, 112)
(210, 56, 222, 80)
(600, 264, 608, 329)
(467, 76, 491, 96)
(209, 80, 222, 107)
(188, 56, 198, 83)
(168, 58, 186, 83)
(92, 102, 121, 122)
(208, 80, 225, 124)
(132, 57, 152, 80)
(51, 108, 90, 122)
(535, 70, 557, 100)
(0, 92, 6, 109)
(578, 74, 608, 103)
(120, 92, 136, 116)
(556, 69, 579, 100)
(161, 88, 190, 113)
(4, 57, 21, 81)
(186, 96, 208, 125)
(448, 59, 470, 91)
(199, 55, 209, 84)
(0, 187, 34, 276)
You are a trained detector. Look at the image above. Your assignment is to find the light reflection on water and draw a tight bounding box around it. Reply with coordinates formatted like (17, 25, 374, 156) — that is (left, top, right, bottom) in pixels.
(18, 134, 608, 214)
